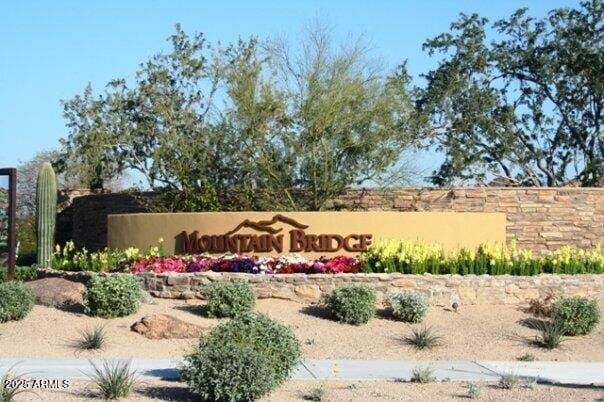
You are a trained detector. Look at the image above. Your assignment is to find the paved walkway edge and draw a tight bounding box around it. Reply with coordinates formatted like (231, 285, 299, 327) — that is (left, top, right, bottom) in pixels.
(0, 358, 603, 385)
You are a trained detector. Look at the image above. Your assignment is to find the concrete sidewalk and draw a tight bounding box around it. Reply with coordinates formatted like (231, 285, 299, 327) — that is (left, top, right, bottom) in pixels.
(1, 358, 603, 385)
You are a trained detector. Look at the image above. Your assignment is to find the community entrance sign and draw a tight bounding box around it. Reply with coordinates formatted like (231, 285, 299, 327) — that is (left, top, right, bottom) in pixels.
(181, 214, 373, 254)
(108, 211, 506, 258)
(0, 168, 16, 280)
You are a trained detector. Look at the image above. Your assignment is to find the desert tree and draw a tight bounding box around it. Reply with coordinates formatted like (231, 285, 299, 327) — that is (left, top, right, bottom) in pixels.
(265, 23, 415, 209)
(58, 24, 416, 210)
(416, 0, 603, 186)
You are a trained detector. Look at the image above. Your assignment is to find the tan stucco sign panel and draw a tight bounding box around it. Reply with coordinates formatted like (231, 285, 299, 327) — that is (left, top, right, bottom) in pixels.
(107, 212, 506, 257)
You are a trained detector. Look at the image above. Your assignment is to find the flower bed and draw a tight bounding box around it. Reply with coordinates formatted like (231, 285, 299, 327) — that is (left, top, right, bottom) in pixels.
(361, 241, 603, 275)
(127, 254, 363, 275)
(51, 239, 603, 276)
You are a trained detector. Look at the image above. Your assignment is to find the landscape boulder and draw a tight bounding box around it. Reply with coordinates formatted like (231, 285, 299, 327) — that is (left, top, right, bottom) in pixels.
(131, 314, 205, 339)
(25, 278, 85, 306)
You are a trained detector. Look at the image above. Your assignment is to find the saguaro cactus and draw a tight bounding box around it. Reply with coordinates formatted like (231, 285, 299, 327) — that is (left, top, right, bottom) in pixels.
(36, 162, 57, 268)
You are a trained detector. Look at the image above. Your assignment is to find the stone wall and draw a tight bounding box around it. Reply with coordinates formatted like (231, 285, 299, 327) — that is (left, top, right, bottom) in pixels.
(57, 191, 149, 249)
(57, 187, 604, 254)
(139, 272, 604, 305)
(38, 268, 604, 305)
(335, 187, 604, 254)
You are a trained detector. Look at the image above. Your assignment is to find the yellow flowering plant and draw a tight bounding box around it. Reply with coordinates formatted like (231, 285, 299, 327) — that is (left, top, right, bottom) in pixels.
(51, 241, 128, 272)
(360, 240, 602, 275)
(51, 239, 166, 272)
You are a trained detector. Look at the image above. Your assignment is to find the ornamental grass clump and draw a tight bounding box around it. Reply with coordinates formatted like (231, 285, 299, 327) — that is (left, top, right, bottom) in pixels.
(403, 326, 442, 350)
(182, 312, 301, 402)
(202, 281, 255, 318)
(84, 274, 141, 318)
(516, 353, 536, 361)
(326, 285, 376, 325)
(1, 367, 35, 401)
(304, 385, 326, 401)
(534, 320, 565, 349)
(0, 281, 34, 323)
(551, 296, 600, 336)
(387, 291, 428, 323)
(410, 366, 436, 383)
(76, 326, 106, 351)
(498, 373, 520, 389)
(88, 360, 136, 400)
(466, 382, 483, 399)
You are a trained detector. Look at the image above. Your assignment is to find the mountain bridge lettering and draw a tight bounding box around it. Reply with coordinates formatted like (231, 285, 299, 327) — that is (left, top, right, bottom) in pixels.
(181, 214, 372, 254)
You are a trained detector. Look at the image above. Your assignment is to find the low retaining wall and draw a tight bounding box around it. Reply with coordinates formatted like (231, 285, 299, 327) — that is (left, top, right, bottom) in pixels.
(38, 269, 604, 305)
(37, 268, 107, 284)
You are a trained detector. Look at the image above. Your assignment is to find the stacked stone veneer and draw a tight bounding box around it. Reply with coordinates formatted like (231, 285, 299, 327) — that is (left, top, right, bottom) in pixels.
(38, 269, 604, 305)
(57, 187, 604, 255)
(335, 187, 604, 254)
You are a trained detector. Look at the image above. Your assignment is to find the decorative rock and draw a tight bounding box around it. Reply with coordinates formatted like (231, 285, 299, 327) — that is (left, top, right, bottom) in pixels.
(391, 279, 416, 288)
(457, 287, 476, 302)
(131, 314, 205, 339)
(255, 287, 272, 298)
(140, 290, 158, 305)
(25, 278, 85, 306)
(271, 286, 297, 301)
(294, 285, 321, 301)
(166, 275, 190, 286)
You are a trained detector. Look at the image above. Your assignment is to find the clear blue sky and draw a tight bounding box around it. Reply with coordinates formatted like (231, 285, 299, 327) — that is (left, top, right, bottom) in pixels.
(0, 0, 580, 175)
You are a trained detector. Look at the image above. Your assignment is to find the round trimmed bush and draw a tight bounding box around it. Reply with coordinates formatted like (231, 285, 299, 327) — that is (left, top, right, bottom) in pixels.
(182, 312, 301, 401)
(203, 281, 255, 318)
(84, 274, 141, 318)
(551, 296, 600, 336)
(386, 291, 429, 323)
(326, 285, 376, 325)
(0, 281, 34, 322)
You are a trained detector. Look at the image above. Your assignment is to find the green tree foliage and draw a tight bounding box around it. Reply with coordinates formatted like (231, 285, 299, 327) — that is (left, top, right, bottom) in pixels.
(58, 24, 414, 210)
(266, 25, 414, 209)
(416, 0, 603, 186)
(59, 86, 125, 190)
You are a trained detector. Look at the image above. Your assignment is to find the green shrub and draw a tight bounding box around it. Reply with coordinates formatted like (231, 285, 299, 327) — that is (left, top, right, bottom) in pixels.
(84, 274, 141, 318)
(387, 291, 428, 323)
(0, 282, 34, 322)
(0, 266, 38, 282)
(203, 281, 255, 318)
(326, 285, 376, 325)
(551, 297, 600, 336)
(182, 312, 301, 402)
